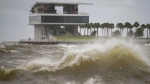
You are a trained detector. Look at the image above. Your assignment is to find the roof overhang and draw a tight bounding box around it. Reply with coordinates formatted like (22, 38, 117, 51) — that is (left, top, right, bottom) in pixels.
(31, 1, 93, 9)
(29, 23, 86, 26)
(29, 13, 89, 16)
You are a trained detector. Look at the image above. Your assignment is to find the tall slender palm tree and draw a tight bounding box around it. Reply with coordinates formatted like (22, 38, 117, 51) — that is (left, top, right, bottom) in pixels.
(95, 23, 101, 36)
(125, 22, 132, 36)
(116, 23, 124, 36)
(93, 23, 96, 36)
(109, 23, 114, 36)
(133, 22, 140, 32)
(146, 24, 150, 38)
(87, 23, 90, 36)
(84, 23, 88, 35)
(90, 22, 93, 35)
(103, 23, 110, 36)
(101, 23, 105, 36)
(140, 24, 146, 38)
(119, 23, 124, 36)
(148, 24, 150, 38)
(79, 26, 82, 35)
(116, 23, 120, 31)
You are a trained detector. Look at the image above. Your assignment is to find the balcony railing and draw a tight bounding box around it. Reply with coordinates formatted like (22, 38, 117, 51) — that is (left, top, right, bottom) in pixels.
(29, 12, 89, 15)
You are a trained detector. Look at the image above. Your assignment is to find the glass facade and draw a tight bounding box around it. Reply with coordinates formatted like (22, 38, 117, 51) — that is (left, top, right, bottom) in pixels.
(29, 16, 41, 23)
(41, 16, 89, 23)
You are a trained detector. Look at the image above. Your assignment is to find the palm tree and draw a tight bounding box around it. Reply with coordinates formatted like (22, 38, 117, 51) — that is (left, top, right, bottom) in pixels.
(116, 23, 124, 36)
(128, 24, 133, 30)
(125, 22, 133, 36)
(133, 22, 140, 32)
(116, 23, 120, 31)
(84, 23, 88, 35)
(87, 23, 90, 36)
(109, 23, 114, 36)
(103, 23, 110, 36)
(95, 23, 101, 36)
(101, 23, 105, 36)
(140, 24, 146, 38)
(90, 22, 93, 35)
(79, 26, 82, 35)
(93, 23, 96, 36)
(146, 24, 150, 38)
(148, 24, 150, 38)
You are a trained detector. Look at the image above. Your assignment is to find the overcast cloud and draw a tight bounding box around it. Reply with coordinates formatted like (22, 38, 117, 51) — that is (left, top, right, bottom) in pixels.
(0, 0, 150, 41)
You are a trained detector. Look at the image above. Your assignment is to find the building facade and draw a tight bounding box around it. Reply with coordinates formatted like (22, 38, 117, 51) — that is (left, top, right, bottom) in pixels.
(29, 2, 93, 40)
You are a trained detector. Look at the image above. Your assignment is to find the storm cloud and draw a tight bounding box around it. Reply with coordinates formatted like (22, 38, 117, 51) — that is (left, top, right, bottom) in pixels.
(0, 0, 150, 41)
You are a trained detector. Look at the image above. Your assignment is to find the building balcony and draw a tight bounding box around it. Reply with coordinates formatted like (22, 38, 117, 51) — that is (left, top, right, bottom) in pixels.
(29, 13, 89, 25)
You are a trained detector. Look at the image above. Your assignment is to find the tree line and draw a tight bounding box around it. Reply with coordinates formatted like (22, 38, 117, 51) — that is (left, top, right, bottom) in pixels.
(79, 22, 150, 38)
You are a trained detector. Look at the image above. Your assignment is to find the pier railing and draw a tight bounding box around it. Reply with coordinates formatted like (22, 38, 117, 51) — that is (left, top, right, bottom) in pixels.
(29, 12, 89, 15)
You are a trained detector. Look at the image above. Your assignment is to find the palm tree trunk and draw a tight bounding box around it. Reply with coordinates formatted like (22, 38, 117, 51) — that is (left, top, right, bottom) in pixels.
(111, 29, 112, 36)
(84, 28, 86, 35)
(147, 28, 148, 38)
(127, 28, 128, 36)
(107, 27, 108, 36)
(90, 28, 92, 36)
(87, 29, 89, 36)
(122, 29, 123, 37)
(102, 29, 103, 36)
(149, 28, 150, 38)
(80, 28, 81, 35)
(97, 28, 98, 36)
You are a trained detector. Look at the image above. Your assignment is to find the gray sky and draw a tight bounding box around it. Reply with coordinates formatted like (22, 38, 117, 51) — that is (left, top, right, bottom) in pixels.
(0, 0, 150, 41)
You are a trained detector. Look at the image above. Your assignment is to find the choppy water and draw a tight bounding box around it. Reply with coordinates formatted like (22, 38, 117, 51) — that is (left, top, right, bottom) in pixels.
(0, 39, 150, 84)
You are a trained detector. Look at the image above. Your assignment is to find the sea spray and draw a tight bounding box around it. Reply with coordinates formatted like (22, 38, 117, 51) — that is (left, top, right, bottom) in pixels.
(24, 39, 150, 73)
(1, 39, 150, 84)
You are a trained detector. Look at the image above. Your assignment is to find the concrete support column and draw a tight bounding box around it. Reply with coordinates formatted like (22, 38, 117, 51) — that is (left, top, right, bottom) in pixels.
(34, 25, 44, 40)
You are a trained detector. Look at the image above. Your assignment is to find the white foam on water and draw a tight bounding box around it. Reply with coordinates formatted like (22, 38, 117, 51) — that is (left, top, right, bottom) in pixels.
(10, 50, 18, 53)
(24, 38, 150, 72)
(0, 44, 5, 48)
(84, 77, 99, 84)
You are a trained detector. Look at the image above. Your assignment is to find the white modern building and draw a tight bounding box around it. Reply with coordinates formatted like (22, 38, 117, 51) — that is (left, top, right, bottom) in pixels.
(29, 2, 93, 41)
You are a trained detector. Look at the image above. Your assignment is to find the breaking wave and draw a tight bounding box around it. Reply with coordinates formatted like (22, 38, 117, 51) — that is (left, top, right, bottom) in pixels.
(24, 39, 150, 74)
(0, 67, 17, 81)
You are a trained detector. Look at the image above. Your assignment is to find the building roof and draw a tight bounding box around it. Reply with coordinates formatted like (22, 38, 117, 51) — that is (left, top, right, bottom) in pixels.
(31, 1, 93, 9)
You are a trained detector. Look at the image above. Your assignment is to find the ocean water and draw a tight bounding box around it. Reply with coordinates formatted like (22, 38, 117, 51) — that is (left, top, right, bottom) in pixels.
(0, 39, 150, 84)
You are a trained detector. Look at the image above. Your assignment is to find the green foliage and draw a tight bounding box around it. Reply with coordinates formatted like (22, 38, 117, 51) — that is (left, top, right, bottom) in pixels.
(133, 22, 140, 28)
(112, 30, 120, 37)
(134, 28, 144, 38)
(125, 22, 133, 30)
(140, 24, 146, 29)
(109, 23, 114, 30)
(79, 22, 149, 39)
(127, 30, 134, 37)
(91, 30, 97, 36)
(116, 23, 124, 29)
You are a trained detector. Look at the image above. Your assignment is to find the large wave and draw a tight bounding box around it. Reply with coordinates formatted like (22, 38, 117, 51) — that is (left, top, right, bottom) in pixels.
(0, 67, 17, 81)
(24, 39, 150, 73)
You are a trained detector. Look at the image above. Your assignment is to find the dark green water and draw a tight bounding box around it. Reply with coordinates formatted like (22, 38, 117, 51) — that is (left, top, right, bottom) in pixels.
(0, 39, 150, 84)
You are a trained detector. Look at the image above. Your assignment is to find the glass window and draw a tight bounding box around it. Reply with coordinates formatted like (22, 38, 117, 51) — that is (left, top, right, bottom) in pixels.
(41, 16, 89, 23)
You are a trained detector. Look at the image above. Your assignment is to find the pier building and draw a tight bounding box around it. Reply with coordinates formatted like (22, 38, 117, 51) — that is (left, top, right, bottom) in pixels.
(29, 2, 93, 41)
